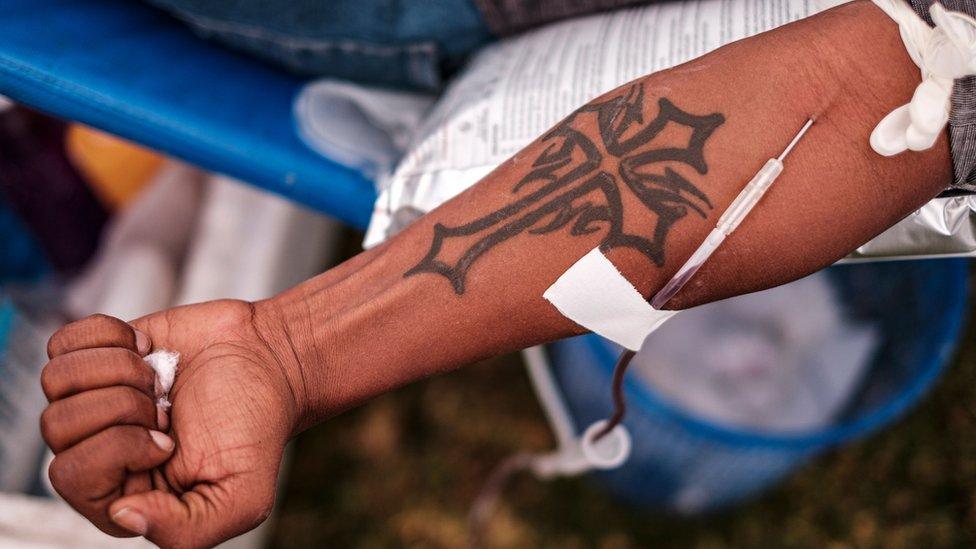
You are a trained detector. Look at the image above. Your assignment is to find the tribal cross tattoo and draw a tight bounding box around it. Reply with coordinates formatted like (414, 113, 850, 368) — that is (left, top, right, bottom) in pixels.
(406, 83, 725, 294)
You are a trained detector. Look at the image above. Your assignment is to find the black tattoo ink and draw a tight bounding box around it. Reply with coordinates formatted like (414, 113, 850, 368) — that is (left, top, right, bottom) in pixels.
(406, 83, 725, 294)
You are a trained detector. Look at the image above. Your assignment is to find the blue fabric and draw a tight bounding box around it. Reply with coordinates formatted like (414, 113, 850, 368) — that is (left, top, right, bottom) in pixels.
(0, 0, 376, 229)
(146, 0, 493, 90)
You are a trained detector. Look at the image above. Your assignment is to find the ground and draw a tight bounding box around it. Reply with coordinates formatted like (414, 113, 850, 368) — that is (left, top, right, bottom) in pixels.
(268, 272, 976, 548)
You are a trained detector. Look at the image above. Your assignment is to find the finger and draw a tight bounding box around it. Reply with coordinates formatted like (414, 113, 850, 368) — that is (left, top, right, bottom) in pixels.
(157, 406, 170, 432)
(123, 472, 153, 496)
(49, 426, 175, 537)
(122, 468, 173, 500)
(41, 386, 158, 453)
(109, 477, 276, 548)
(41, 347, 156, 402)
(48, 314, 151, 359)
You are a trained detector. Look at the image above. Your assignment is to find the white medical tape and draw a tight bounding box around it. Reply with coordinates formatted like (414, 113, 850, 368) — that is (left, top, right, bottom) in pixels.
(870, 0, 976, 155)
(543, 247, 677, 351)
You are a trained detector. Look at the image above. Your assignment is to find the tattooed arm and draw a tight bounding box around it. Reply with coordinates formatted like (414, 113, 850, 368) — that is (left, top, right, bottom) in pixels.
(38, 1, 951, 546)
(272, 0, 950, 420)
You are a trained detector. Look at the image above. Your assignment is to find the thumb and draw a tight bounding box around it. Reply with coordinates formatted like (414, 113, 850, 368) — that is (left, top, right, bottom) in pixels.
(132, 327, 152, 357)
(108, 483, 273, 549)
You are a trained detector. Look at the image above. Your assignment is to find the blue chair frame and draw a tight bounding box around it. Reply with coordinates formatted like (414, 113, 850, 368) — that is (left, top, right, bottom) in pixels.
(0, 0, 375, 228)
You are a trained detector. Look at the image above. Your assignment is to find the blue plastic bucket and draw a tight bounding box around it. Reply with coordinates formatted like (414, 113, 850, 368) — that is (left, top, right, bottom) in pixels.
(548, 260, 969, 513)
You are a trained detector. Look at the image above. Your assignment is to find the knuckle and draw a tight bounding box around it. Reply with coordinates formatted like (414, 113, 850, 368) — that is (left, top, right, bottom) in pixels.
(46, 328, 67, 359)
(38, 406, 58, 448)
(39, 400, 79, 453)
(39, 353, 87, 401)
(47, 455, 76, 491)
(39, 361, 59, 401)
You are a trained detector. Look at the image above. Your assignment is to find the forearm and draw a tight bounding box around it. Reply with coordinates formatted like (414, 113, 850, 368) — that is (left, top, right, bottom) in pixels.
(261, 0, 951, 431)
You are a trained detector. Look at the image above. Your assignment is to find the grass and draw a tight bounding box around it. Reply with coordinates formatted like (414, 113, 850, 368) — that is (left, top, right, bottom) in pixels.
(269, 279, 976, 548)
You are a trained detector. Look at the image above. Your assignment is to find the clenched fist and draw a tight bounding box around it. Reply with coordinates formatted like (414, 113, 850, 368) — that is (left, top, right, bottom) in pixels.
(40, 300, 304, 548)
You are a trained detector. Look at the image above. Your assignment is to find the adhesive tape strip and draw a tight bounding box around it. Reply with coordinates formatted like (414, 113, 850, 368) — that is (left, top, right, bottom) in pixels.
(543, 247, 677, 351)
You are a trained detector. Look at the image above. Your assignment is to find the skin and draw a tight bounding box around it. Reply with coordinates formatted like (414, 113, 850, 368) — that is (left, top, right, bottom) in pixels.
(39, 2, 953, 547)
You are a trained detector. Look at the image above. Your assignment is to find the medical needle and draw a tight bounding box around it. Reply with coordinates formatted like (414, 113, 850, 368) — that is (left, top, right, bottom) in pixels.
(650, 118, 816, 310)
(594, 117, 815, 443)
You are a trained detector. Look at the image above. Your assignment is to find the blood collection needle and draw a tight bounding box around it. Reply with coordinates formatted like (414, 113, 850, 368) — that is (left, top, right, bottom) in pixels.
(649, 118, 815, 310)
(586, 117, 819, 443)
(594, 118, 816, 443)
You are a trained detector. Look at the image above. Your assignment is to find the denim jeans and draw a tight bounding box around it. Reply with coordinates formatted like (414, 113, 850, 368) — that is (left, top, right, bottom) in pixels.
(146, 0, 494, 90)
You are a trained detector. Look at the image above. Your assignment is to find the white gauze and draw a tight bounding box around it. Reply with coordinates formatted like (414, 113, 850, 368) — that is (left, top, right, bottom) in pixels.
(144, 350, 180, 409)
(544, 248, 677, 351)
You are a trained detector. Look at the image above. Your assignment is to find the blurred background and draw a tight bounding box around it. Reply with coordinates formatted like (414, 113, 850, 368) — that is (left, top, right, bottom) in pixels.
(271, 332, 976, 548)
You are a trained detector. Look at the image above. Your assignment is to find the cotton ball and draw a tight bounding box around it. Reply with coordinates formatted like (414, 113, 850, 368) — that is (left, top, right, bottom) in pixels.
(144, 350, 180, 409)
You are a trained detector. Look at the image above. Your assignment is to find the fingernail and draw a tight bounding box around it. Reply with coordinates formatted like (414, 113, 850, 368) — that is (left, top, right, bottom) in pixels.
(156, 406, 170, 432)
(149, 430, 175, 452)
(134, 330, 151, 355)
(112, 507, 148, 535)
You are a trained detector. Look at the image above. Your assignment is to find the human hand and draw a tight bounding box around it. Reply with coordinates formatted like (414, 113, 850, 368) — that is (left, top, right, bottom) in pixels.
(40, 301, 303, 548)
